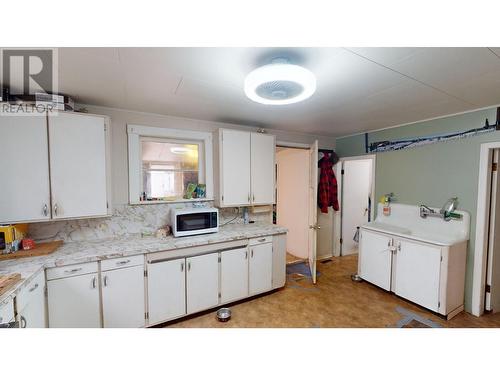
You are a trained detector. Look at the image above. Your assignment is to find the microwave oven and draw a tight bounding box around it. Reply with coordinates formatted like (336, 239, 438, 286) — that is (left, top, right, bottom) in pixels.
(171, 207, 219, 237)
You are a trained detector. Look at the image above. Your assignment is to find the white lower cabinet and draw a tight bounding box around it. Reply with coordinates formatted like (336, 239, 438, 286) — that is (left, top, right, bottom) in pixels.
(359, 228, 466, 317)
(0, 299, 15, 328)
(47, 272, 100, 328)
(186, 252, 219, 314)
(359, 230, 393, 291)
(249, 242, 273, 295)
(102, 266, 145, 328)
(394, 239, 442, 312)
(220, 246, 249, 304)
(147, 258, 186, 325)
(17, 272, 46, 328)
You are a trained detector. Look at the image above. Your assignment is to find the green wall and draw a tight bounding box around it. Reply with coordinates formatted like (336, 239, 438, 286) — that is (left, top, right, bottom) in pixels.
(335, 107, 499, 312)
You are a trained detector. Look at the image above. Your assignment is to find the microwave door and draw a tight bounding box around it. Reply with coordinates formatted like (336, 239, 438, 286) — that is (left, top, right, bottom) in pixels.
(177, 213, 214, 232)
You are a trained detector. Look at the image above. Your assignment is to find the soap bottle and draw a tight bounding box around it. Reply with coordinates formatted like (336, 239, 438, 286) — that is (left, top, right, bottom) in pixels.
(381, 193, 393, 216)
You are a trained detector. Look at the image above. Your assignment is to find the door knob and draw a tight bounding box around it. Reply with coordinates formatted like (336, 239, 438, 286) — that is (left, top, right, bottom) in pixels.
(309, 224, 321, 230)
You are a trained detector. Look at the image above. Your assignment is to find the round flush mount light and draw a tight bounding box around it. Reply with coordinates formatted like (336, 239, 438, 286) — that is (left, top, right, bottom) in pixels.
(244, 58, 316, 105)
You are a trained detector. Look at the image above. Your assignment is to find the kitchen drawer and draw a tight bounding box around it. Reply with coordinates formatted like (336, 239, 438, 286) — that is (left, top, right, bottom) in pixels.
(249, 236, 273, 246)
(16, 271, 45, 311)
(46, 262, 98, 280)
(0, 299, 15, 324)
(101, 255, 144, 271)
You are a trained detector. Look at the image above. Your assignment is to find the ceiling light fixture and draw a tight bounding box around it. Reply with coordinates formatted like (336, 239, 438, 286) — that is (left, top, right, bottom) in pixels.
(244, 58, 316, 105)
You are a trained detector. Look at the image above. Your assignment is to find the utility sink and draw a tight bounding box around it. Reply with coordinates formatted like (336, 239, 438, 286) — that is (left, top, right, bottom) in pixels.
(361, 203, 470, 246)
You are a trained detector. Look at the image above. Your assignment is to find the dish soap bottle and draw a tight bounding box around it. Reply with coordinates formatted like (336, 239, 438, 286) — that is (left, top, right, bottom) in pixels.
(381, 193, 394, 216)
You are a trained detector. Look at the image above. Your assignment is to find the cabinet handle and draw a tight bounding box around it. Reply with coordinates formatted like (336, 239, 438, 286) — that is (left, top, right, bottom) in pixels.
(187, 262, 191, 271)
(253, 194, 255, 202)
(65, 267, 83, 274)
(103, 275, 109, 287)
(181, 262, 184, 272)
(54, 203, 58, 216)
(258, 238, 266, 242)
(245, 251, 248, 259)
(43, 204, 48, 217)
(397, 243, 401, 252)
(248, 194, 250, 202)
(20, 316, 27, 328)
(91, 276, 97, 289)
(29, 283, 39, 293)
(116, 260, 130, 266)
(251, 249, 254, 258)
(387, 239, 391, 247)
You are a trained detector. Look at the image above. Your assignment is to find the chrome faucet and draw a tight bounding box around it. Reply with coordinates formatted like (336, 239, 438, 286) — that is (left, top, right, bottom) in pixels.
(420, 198, 463, 221)
(419, 205, 436, 219)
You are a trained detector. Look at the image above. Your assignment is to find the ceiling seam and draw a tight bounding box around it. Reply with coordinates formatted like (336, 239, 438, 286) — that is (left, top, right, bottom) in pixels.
(343, 48, 478, 107)
(487, 47, 500, 61)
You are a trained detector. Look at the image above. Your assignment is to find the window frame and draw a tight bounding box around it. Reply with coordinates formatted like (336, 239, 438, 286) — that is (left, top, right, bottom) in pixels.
(127, 124, 213, 204)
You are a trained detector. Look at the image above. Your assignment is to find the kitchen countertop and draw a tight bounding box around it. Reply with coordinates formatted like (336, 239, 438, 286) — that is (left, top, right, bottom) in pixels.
(0, 223, 287, 307)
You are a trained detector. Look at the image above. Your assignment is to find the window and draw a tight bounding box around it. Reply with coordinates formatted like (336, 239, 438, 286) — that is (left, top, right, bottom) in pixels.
(128, 125, 213, 204)
(141, 139, 200, 200)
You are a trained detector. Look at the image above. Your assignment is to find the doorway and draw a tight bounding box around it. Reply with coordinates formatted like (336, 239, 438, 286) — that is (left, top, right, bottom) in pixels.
(275, 141, 319, 283)
(334, 155, 375, 257)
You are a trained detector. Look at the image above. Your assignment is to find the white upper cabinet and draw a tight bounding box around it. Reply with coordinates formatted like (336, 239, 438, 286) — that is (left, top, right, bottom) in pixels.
(215, 128, 275, 207)
(0, 115, 51, 223)
(0, 112, 110, 223)
(49, 112, 109, 219)
(250, 133, 275, 205)
(218, 129, 251, 206)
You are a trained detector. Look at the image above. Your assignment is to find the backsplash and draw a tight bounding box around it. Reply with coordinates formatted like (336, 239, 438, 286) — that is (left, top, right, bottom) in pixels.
(28, 203, 271, 242)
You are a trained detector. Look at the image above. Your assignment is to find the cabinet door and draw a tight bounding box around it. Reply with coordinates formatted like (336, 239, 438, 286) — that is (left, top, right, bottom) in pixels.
(17, 274, 46, 328)
(249, 242, 273, 295)
(102, 266, 145, 328)
(394, 239, 442, 312)
(47, 273, 100, 328)
(0, 115, 50, 223)
(48, 112, 108, 219)
(220, 247, 249, 304)
(186, 253, 219, 314)
(147, 258, 186, 325)
(220, 129, 251, 206)
(250, 132, 275, 205)
(359, 230, 392, 291)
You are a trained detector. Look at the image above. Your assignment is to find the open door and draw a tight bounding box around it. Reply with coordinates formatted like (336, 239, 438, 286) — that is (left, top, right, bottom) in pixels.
(487, 149, 500, 312)
(308, 140, 319, 283)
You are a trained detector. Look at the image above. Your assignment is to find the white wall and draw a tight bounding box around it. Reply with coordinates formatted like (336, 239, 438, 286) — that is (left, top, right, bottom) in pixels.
(276, 148, 310, 259)
(80, 105, 336, 206)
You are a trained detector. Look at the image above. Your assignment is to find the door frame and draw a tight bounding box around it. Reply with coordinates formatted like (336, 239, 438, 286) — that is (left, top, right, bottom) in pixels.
(333, 154, 376, 257)
(472, 142, 500, 316)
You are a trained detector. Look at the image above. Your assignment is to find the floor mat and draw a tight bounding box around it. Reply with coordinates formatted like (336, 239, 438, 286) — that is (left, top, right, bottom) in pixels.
(392, 307, 442, 328)
(286, 262, 320, 278)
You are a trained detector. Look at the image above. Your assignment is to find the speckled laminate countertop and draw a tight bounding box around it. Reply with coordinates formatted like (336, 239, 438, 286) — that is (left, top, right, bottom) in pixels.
(0, 223, 287, 307)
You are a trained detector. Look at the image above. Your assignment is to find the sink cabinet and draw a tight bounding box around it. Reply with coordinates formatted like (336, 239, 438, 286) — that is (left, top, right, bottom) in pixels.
(359, 228, 467, 319)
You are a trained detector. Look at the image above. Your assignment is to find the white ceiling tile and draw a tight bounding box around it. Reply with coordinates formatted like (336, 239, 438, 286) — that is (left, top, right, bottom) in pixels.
(47, 47, 500, 137)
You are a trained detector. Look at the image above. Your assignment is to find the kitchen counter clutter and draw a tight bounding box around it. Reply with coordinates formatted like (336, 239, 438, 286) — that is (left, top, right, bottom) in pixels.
(0, 223, 287, 328)
(358, 203, 470, 319)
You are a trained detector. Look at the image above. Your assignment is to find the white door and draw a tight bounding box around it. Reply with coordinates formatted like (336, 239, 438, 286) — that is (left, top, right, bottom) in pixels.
(220, 247, 249, 304)
(102, 266, 145, 328)
(186, 253, 219, 314)
(0, 115, 51, 223)
(251, 132, 275, 205)
(487, 149, 500, 312)
(48, 112, 108, 219)
(249, 242, 273, 295)
(220, 129, 251, 206)
(147, 258, 186, 325)
(341, 159, 373, 255)
(308, 140, 319, 283)
(359, 229, 393, 291)
(394, 239, 442, 312)
(47, 273, 100, 328)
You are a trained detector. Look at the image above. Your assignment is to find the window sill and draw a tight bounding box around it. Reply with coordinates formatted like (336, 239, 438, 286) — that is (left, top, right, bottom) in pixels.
(129, 197, 214, 205)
